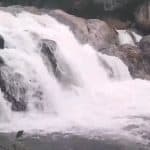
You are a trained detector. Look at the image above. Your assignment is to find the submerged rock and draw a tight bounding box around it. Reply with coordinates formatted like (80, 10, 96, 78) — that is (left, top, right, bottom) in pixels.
(50, 9, 118, 50)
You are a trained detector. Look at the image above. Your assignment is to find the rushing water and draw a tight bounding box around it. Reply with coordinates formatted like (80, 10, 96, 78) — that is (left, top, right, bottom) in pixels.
(0, 8, 150, 145)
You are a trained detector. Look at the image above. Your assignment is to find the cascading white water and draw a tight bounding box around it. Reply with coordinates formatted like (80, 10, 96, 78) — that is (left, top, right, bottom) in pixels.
(0, 9, 150, 143)
(117, 30, 142, 46)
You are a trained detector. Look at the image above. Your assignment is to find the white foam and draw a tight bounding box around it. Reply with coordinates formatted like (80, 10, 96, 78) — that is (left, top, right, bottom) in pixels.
(117, 30, 142, 46)
(0, 10, 149, 143)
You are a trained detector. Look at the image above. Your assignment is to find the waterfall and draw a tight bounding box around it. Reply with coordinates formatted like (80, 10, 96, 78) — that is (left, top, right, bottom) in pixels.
(117, 30, 142, 46)
(0, 9, 149, 143)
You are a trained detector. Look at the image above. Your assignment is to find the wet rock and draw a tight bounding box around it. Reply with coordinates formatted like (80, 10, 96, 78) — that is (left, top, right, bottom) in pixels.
(40, 39, 58, 75)
(117, 44, 144, 78)
(87, 19, 118, 49)
(0, 35, 4, 49)
(135, 1, 150, 33)
(139, 35, 150, 57)
(50, 9, 118, 50)
(49, 9, 150, 80)
(0, 60, 27, 111)
(100, 44, 150, 80)
(40, 39, 79, 86)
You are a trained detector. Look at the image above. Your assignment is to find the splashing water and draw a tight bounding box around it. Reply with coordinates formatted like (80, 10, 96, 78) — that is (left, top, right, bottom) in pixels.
(0, 9, 149, 144)
(117, 30, 142, 46)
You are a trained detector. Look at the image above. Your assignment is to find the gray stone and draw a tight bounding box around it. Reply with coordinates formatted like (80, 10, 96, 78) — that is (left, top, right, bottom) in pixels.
(139, 35, 150, 57)
(40, 39, 79, 86)
(0, 62, 27, 111)
(40, 39, 58, 75)
(49, 9, 118, 50)
(100, 44, 150, 80)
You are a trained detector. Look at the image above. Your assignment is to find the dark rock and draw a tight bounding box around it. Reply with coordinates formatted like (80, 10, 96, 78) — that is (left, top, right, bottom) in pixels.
(67, 0, 144, 21)
(50, 9, 118, 50)
(0, 35, 4, 49)
(63, 0, 91, 12)
(40, 39, 79, 86)
(0, 56, 5, 65)
(0, 62, 27, 111)
(40, 39, 58, 76)
(16, 130, 24, 139)
(135, 1, 150, 33)
(139, 35, 150, 57)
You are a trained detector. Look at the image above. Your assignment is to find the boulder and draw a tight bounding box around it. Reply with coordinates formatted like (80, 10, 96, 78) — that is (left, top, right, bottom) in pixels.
(0, 57, 45, 111)
(135, 1, 150, 33)
(100, 44, 150, 80)
(86, 19, 118, 49)
(40, 39, 58, 75)
(139, 35, 150, 57)
(117, 44, 144, 78)
(0, 58, 27, 111)
(49, 9, 118, 50)
(40, 39, 79, 86)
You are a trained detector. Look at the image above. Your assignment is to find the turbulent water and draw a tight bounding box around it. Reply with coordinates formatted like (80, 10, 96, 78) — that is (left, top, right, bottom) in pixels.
(0, 8, 150, 145)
